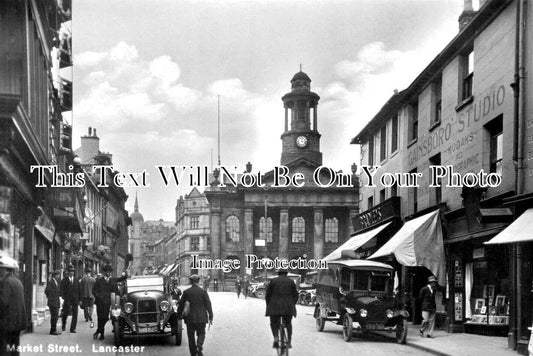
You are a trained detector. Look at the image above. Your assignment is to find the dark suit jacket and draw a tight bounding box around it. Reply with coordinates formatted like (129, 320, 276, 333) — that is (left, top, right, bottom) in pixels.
(177, 284, 213, 325)
(45, 278, 61, 308)
(265, 275, 298, 317)
(0, 274, 27, 332)
(60, 276, 80, 305)
(419, 284, 437, 312)
(80, 275, 96, 299)
(92, 275, 126, 307)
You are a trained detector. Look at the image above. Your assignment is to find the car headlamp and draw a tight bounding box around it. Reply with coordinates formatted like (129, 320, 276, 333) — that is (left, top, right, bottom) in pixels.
(160, 300, 170, 312)
(386, 309, 394, 318)
(125, 302, 134, 313)
(359, 309, 368, 318)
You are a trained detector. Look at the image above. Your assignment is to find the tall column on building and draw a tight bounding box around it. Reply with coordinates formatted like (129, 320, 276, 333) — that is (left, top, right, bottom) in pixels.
(244, 209, 254, 257)
(279, 209, 289, 259)
(349, 209, 357, 236)
(314, 208, 324, 259)
(210, 210, 221, 279)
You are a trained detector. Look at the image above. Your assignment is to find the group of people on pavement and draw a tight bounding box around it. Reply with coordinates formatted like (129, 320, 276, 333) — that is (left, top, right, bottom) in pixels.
(43, 264, 126, 341)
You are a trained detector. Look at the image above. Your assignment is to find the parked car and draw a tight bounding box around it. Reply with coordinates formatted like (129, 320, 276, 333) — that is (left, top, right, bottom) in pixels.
(110, 275, 183, 346)
(314, 259, 408, 344)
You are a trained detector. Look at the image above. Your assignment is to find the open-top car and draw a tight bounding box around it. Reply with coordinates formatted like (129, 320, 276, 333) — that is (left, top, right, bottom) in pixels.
(110, 275, 182, 346)
(314, 259, 409, 344)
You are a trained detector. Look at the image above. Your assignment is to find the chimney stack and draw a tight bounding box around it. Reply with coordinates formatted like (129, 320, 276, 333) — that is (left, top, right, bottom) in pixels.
(80, 126, 100, 164)
(459, 0, 477, 31)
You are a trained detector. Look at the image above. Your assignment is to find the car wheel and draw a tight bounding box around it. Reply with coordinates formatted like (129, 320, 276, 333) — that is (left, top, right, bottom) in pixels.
(342, 313, 353, 342)
(396, 318, 408, 344)
(113, 320, 123, 347)
(175, 318, 183, 346)
(255, 288, 266, 299)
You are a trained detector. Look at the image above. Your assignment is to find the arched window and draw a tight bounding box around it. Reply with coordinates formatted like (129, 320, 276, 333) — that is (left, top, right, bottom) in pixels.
(292, 217, 305, 243)
(226, 215, 240, 242)
(259, 217, 273, 243)
(325, 218, 339, 243)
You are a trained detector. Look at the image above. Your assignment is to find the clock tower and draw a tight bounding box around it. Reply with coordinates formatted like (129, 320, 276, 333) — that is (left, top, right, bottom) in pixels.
(280, 70, 322, 166)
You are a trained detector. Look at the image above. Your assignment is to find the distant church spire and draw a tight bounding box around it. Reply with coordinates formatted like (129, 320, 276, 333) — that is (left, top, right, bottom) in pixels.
(134, 192, 139, 212)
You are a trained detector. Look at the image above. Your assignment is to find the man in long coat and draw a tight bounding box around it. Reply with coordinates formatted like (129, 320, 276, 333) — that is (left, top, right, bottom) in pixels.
(265, 269, 298, 349)
(60, 265, 80, 333)
(44, 270, 62, 335)
(0, 254, 27, 356)
(177, 274, 213, 356)
(92, 264, 126, 340)
(79, 267, 96, 327)
(419, 275, 438, 338)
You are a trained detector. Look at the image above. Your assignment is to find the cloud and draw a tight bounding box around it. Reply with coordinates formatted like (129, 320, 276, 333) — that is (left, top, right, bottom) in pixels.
(149, 56, 180, 87)
(75, 51, 108, 68)
(76, 81, 166, 129)
(109, 41, 138, 63)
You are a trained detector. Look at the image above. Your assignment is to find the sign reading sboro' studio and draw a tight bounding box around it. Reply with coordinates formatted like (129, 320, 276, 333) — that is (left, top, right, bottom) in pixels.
(352, 197, 401, 232)
(408, 84, 506, 167)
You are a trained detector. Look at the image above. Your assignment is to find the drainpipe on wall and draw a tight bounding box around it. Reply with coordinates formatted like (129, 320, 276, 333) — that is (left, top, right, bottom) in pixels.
(511, 0, 527, 350)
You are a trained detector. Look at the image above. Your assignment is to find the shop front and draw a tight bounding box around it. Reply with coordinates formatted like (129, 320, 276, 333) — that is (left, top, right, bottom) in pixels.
(447, 239, 511, 336)
(369, 209, 447, 326)
(486, 206, 533, 354)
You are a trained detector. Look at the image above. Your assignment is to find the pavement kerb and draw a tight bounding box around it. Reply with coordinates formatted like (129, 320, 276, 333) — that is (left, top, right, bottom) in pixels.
(404, 341, 451, 356)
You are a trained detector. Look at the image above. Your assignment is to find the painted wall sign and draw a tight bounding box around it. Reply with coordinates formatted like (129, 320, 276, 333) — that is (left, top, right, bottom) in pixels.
(408, 84, 506, 167)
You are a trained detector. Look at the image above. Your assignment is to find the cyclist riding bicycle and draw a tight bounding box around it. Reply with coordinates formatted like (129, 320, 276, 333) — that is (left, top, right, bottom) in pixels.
(265, 267, 298, 349)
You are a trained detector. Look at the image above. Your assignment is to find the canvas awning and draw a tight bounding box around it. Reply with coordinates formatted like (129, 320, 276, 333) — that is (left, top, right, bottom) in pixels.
(324, 222, 392, 262)
(485, 208, 533, 244)
(368, 210, 445, 285)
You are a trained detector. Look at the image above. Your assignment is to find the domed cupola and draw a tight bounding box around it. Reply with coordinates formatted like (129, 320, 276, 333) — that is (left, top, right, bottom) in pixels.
(290, 71, 312, 90)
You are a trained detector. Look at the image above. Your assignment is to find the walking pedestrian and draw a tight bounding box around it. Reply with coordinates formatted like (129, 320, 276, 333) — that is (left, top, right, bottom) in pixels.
(213, 278, 218, 292)
(92, 264, 127, 340)
(80, 267, 96, 328)
(178, 274, 213, 356)
(44, 270, 62, 335)
(265, 268, 298, 349)
(0, 254, 27, 356)
(235, 276, 242, 299)
(419, 275, 438, 338)
(60, 265, 80, 333)
(243, 276, 250, 299)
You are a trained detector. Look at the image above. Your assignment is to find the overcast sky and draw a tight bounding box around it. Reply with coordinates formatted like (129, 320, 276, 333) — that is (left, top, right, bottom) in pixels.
(73, 0, 466, 221)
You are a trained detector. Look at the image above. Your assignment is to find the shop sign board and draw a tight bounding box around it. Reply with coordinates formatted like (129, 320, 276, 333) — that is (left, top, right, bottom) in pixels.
(353, 196, 401, 232)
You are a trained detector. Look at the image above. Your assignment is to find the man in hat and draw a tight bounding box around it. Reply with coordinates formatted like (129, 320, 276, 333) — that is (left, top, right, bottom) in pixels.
(92, 264, 127, 340)
(177, 274, 213, 356)
(60, 265, 80, 333)
(79, 267, 96, 328)
(45, 270, 62, 335)
(419, 275, 439, 338)
(0, 254, 26, 356)
(265, 268, 298, 349)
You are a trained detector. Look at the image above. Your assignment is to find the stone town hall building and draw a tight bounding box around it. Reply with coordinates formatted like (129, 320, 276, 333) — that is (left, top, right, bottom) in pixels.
(205, 71, 359, 288)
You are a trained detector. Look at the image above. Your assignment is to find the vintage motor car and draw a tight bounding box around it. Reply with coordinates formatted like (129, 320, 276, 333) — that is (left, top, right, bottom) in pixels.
(110, 275, 182, 346)
(314, 259, 409, 344)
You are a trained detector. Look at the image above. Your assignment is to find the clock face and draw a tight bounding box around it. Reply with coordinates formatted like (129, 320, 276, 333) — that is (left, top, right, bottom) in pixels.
(296, 135, 308, 148)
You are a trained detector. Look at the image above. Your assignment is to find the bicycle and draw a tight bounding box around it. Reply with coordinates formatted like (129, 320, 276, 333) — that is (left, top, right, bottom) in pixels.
(275, 317, 290, 356)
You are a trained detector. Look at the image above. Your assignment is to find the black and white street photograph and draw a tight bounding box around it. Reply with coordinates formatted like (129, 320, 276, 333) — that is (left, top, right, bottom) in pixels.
(1, 0, 533, 355)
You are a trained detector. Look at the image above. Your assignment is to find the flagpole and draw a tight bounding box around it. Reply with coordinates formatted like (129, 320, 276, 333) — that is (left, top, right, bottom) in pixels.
(217, 95, 221, 166)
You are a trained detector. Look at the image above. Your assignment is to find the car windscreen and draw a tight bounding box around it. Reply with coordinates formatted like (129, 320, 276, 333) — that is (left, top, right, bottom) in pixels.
(370, 272, 391, 292)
